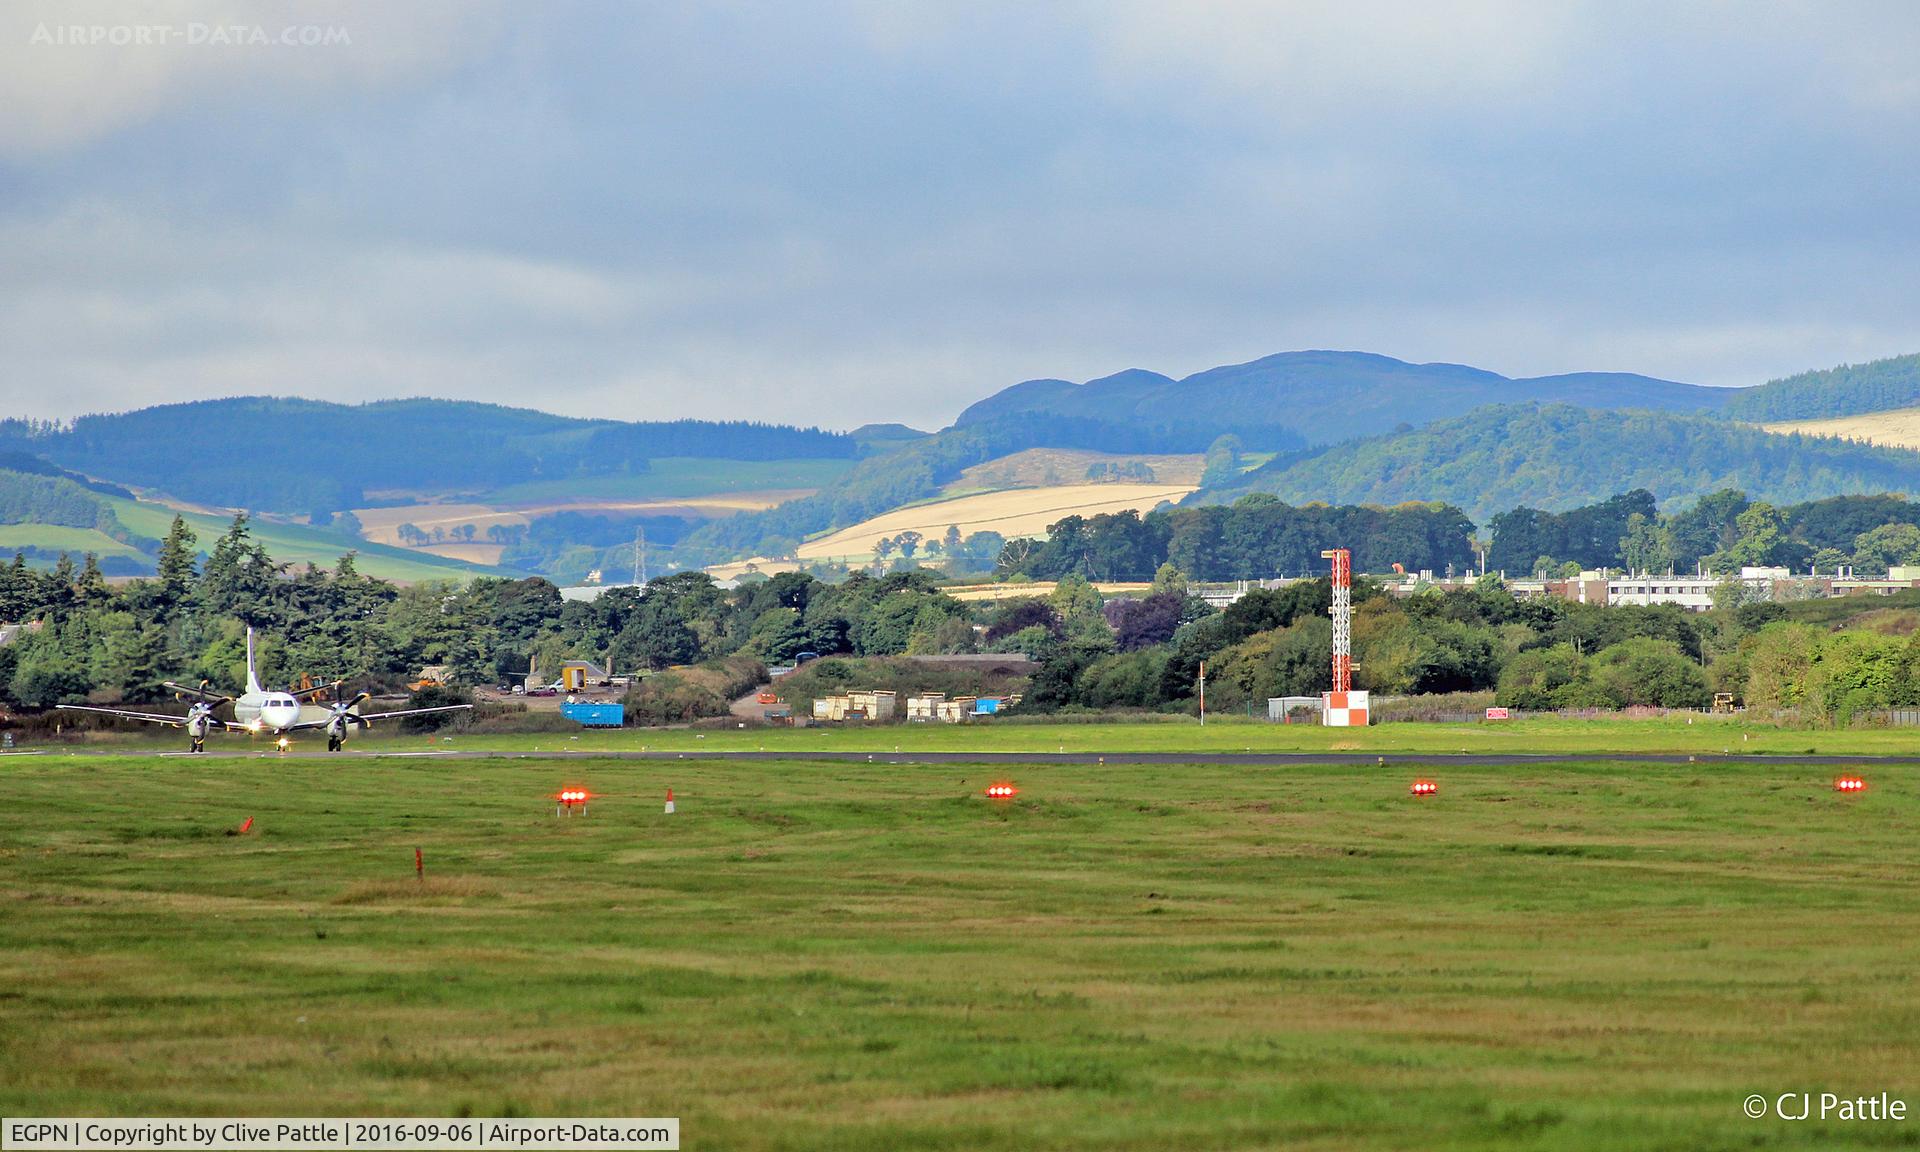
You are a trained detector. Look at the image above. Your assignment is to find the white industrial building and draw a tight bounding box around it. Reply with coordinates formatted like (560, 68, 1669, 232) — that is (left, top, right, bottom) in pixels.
(1605, 574, 1724, 611)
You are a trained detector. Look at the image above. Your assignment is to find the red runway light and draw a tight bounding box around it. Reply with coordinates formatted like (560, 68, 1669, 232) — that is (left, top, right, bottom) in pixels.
(985, 783, 1019, 799)
(554, 788, 593, 806)
(1834, 776, 1867, 793)
(1409, 779, 1439, 797)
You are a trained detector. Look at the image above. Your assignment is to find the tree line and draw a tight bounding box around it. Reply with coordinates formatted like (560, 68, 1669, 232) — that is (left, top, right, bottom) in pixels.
(1000, 498, 1476, 582)
(0, 515, 982, 713)
(1489, 489, 1920, 577)
(2, 512, 1914, 730)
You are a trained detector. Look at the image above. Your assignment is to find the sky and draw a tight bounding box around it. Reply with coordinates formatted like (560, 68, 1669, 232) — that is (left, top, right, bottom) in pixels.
(2, 1, 1918, 431)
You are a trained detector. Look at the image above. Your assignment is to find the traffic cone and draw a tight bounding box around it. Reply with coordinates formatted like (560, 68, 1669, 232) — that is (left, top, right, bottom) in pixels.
(664, 787, 676, 815)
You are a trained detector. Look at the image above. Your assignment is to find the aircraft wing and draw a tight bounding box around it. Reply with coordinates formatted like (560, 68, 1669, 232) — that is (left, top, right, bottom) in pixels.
(161, 681, 234, 705)
(54, 704, 236, 729)
(354, 704, 473, 724)
(281, 704, 472, 732)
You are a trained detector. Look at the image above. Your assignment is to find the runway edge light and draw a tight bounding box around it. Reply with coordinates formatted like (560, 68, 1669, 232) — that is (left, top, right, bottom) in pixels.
(1834, 775, 1867, 793)
(985, 782, 1019, 799)
(1409, 779, 1439, 797)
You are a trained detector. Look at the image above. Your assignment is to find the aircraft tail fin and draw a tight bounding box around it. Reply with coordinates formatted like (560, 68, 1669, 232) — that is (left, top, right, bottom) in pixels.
(244, 627, 263, 695)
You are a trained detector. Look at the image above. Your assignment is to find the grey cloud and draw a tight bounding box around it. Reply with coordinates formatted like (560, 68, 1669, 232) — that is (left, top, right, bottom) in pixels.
(1, 2, 1918, 426)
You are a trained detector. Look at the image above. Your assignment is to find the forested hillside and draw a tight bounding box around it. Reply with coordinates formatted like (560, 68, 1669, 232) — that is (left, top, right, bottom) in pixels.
(0, 471, 134, 534)
(1209, 404, 1920, 522)
(1720, 353, 1920, 421)
(0, 399, 856, 515)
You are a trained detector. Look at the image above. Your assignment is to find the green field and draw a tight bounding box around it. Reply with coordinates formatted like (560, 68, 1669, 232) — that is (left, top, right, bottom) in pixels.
(1, 751, 1914, 1148)
(0, 523, 148, 559)
(41, 714, 1920, 759)
(588, 714, 1920, 757)
(482, 457, 856, 505)
(173, 714, 1920, 759)
(107, 498, 519, 583)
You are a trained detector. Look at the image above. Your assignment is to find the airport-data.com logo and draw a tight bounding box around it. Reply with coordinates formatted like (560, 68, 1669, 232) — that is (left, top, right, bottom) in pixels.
(27, 23, 351, 49)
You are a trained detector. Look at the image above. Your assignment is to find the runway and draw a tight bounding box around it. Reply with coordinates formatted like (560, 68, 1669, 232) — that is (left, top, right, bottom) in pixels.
(17, 746, 1920, 767)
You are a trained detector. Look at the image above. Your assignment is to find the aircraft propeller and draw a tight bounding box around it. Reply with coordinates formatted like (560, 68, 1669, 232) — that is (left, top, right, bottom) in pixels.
(321, 684, 373, 741)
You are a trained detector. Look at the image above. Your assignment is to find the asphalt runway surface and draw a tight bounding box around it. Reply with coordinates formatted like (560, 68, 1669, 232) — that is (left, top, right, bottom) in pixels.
(7, 747, 1920, 767)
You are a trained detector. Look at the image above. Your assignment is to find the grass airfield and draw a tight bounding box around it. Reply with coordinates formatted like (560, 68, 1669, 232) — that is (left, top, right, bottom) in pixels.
(34, 713, 1920, 760)
(2, 747, 1917, 1149)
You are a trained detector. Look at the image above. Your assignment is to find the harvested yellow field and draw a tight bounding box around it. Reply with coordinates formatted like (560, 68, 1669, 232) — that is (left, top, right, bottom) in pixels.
(704, 558, 804, 583)
(797, 482, 1194, 562)
(351, 502, 528, 545)
(405, 542, 506, 565)
(944, 581, 1153, 602)
(946, 448, 1203, 494)
(1763, 407, 1920, 450)
(352, 493, 803, 549)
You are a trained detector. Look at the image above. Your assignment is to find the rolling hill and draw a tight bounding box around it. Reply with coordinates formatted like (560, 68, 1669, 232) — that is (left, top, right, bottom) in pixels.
(955, 350, 1734, 446)
(0, 463, 509, 581)
(0, 398, 858, 515)
(103, 496, 524, 582)
(1204, 404, 1920, 522)
(683, 349, 1920, 562)
(16, 348, 1920, 576)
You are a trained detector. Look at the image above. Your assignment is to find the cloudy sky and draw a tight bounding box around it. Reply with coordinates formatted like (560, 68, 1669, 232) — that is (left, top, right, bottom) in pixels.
(3, 1, 1918, 430)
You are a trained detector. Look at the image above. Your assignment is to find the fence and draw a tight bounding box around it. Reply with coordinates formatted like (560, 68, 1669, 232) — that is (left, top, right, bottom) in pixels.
(1862, 709, 1920, 727)
(1356, 697, 1737, 724)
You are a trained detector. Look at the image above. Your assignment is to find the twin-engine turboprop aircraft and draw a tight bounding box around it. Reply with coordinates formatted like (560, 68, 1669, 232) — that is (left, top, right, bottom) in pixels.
(58, 628, 470, 752)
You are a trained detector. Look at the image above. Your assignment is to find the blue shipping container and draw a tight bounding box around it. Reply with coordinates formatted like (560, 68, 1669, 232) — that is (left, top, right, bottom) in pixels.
(561, 702, 625, 727)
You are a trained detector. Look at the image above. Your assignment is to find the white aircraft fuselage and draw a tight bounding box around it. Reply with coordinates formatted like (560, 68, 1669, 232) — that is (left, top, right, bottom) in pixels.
(232, 691, 314, 733)
(226, 630, 342, 732)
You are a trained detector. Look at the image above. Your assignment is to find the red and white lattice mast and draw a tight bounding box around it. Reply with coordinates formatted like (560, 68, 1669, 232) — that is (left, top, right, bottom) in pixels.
(1320, 549, 1368, 726)
(1322, 548, 1352, 692)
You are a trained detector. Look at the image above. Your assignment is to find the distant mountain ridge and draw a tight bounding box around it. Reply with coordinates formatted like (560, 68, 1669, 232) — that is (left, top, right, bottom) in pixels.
(956, 350, 1734, 446)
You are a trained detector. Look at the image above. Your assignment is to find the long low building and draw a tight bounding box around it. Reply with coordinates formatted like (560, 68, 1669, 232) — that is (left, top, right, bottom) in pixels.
(1387, 567, 1920, 611)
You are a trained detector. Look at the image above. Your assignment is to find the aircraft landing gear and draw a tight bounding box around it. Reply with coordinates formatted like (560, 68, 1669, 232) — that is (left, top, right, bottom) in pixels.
(189, 735, 205, 754)
(327, 733, 343, 752)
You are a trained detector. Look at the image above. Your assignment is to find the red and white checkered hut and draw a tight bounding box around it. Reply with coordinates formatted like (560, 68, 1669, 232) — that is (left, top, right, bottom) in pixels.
(1322, 689, 1369, 727)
